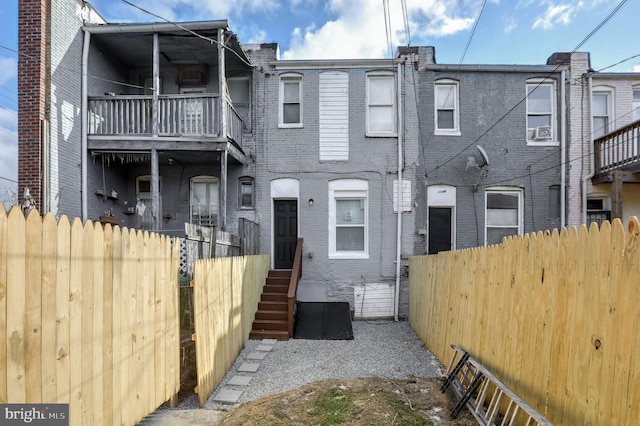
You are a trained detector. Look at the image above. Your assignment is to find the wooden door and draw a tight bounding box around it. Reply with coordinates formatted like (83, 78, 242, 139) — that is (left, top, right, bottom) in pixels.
(274, 200, 298, 269)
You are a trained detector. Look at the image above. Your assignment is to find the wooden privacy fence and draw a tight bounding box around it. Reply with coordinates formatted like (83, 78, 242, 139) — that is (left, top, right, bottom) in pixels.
(192, 254, 270, 406)
(409, 217, 640, 425)
(0, 207, 181, 426)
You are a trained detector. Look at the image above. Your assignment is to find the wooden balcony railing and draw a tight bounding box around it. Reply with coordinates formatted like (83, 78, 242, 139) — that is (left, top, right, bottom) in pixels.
(87, 93, 243, 146)
(594, 120, 640, 174)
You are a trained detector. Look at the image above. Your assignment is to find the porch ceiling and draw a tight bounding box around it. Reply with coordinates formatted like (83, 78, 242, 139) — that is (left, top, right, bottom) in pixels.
(91, 29, 251, 70)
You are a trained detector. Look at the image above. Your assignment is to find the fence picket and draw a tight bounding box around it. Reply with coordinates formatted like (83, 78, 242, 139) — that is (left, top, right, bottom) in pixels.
(410, 219, 640, 425)
(55, 216, 70, 405)
(25, 211, 43, 403)
(41, 213, 57, 402)
(0, 207, 7, 403)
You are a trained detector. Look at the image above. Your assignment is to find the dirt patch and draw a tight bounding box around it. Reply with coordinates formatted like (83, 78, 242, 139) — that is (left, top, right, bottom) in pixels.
(219, 376, 476, 425)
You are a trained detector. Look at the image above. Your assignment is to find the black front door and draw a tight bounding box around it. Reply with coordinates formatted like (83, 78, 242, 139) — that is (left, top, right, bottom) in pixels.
(428, 207, 452, 254)
(274, 200, 298, 269)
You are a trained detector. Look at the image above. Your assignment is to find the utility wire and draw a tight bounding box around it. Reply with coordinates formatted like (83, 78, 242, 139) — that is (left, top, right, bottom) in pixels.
(426, 0, 629, 175)
(400, 0, 411, 45)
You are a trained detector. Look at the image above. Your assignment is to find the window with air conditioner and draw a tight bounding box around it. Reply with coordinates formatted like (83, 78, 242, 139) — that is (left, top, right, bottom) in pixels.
(526, 80, 556, 144)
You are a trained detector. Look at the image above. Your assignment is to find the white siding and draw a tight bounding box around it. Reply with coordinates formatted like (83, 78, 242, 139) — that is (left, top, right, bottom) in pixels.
(319, 71, 349, 161)
(354, 283, 394, 319)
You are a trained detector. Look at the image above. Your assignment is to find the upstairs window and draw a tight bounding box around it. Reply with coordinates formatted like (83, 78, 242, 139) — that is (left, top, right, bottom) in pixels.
(592, 91, 612, 139)
(526, 80, 556, 144)
(435, 80, 460, 134)
(633, 86, 640, 122)
(279, 74, 302, 127)
(228, 76, 251, 132)
(366, 73, 396, 136)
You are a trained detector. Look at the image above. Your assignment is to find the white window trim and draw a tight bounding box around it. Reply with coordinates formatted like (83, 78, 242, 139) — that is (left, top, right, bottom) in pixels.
(592, 87, 614, 139)
(526, 79, 558, 146)
(190, 175, 219, 225)
(484, 187, 523, 246)
(632, 85, 640, 122)
(279, 73, 303, 128)
(329, 179, 369, 259)
(238, 176, 255, 210)
(434, 79, 461, 136)
(366, 72, 397, 137)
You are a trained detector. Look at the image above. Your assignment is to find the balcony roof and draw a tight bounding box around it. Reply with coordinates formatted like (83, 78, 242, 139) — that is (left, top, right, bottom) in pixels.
(84, 20, 252, 70)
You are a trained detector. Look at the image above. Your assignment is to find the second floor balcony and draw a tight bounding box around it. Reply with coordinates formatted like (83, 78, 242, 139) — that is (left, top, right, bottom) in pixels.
(88, 93, 243, 147)
(594, 119, 640, 177)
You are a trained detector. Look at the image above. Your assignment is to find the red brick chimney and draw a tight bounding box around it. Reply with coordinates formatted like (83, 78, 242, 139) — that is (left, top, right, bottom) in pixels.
(17, 0, 50, 212)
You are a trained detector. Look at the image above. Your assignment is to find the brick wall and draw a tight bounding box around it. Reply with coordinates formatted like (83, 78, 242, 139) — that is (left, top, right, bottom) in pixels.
(18, 0, 49, 211)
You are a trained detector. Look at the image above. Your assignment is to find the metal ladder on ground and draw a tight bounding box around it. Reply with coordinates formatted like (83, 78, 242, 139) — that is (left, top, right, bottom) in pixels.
(441, 345, 553, 425)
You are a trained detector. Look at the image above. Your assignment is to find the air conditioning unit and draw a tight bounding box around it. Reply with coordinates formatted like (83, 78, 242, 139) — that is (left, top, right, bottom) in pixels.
(177, 65, 208, 85)
(534, 126, 552, 140)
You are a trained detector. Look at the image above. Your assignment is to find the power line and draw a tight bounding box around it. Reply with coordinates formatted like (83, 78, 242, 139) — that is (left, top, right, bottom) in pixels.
(426, 0, 630, 175)
(400, 0, 411, 46)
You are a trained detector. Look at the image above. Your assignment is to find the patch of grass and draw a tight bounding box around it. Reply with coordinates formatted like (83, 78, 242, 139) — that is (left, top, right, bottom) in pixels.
(386, 394, 435, 426)
(308, 387, 356, 425)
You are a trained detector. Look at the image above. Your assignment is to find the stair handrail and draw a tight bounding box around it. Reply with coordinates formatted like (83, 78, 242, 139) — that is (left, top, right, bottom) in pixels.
(287, 238, 303, 337)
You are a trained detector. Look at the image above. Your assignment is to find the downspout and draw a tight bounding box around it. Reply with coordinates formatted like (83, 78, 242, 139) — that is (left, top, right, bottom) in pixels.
(394, 61, 403, 322)
(560, 70, 566, 228)
(582, 74, 594, 224)
(81, 30, 90, 221)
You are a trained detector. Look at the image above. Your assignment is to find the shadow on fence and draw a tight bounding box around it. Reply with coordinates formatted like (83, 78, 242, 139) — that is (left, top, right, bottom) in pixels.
(409, 217, 640, 425)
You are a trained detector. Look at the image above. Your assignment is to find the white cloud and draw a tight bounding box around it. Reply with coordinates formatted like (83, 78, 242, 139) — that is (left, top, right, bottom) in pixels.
(281, 0, 480, 60)
(532, 1, 585, 30)
(0, 57, 17, 86)
(633, 64, 640, 72)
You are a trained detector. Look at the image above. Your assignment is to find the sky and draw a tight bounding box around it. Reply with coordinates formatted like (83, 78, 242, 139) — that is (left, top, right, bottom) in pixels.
(0, 0, 638, 200)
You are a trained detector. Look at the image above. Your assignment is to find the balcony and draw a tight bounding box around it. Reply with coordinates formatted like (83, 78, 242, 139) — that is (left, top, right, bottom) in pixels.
(594, 120, 640, 176)
(88, 93, 243, 148)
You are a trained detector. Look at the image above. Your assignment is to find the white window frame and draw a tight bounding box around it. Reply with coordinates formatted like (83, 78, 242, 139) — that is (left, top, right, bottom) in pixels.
(238, 176, 255, 209)
(633, 85, 640, 122)
(136, 175, 162, 231)
(434, 79, 460, 135)
(366, 72, 397, 137)
(485, 187, 523, 246)
(227, 76, 252, 132)
(279, 73, 303, 128)
(190, 175, 219, 226)
(592, 88, 613, 139)
(526, 79, 557, 146)
(329, 179, 369, 259)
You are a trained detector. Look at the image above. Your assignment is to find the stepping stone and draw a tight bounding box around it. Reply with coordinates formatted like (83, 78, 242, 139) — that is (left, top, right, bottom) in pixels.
(212, 388, 243, 404)
(262, 339, 277, 344)
(256, 344, 274, 352)
(237, 362, 260, 373)
(246, 351, 268, 360)
(227, 375, 253, 386)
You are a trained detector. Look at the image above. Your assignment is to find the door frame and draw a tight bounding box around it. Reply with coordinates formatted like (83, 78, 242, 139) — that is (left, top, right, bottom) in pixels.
(427, 185, 456, 253)
(270, 178, 300, 270)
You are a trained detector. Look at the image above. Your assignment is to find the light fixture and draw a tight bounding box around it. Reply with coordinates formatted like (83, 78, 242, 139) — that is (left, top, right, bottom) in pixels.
(168, 158, 175, 165)
(309, 198, 314, 206)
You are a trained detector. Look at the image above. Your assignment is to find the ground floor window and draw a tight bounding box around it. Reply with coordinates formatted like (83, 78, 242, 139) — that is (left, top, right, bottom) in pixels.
(587, 196, 611, 227)
(485, 187, 523, 245)
(329, 179, 368, 259)
(190, 176, 219, 226)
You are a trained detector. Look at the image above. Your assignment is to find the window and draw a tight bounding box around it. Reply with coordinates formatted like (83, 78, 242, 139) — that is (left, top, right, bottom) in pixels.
(366, 73, 396, 136)
(228, 76, 251, 132)
(485, 188, 523, 245)
(592, 91, 611, 139)
(587, 196, 611, 226)
(549, 185, 561, 220)
(190, 176, 219, 226)
(136, 176, 162, 231)
(526, 80, 555, 143)
(238, 177, 254, 209)
(435, 80, 459, 134)
(633, 86, 640, 122)
(329, 180, 368, 259)
(279, 74, 302, 127)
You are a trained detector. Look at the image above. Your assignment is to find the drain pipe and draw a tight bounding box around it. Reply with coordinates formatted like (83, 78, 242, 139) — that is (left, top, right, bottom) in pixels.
(81, 30, 90, 221)
(582, 73, 594, 224)
(560, 70, 566, 228)
(394, 61, 403, 322)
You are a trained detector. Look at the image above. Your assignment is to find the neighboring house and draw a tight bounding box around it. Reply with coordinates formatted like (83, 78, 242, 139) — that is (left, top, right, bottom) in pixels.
(244, 44, 419, 318)
(413, 47, 566, 252)
(561, 52, 640, 227)
(18, 0, 257, 237)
